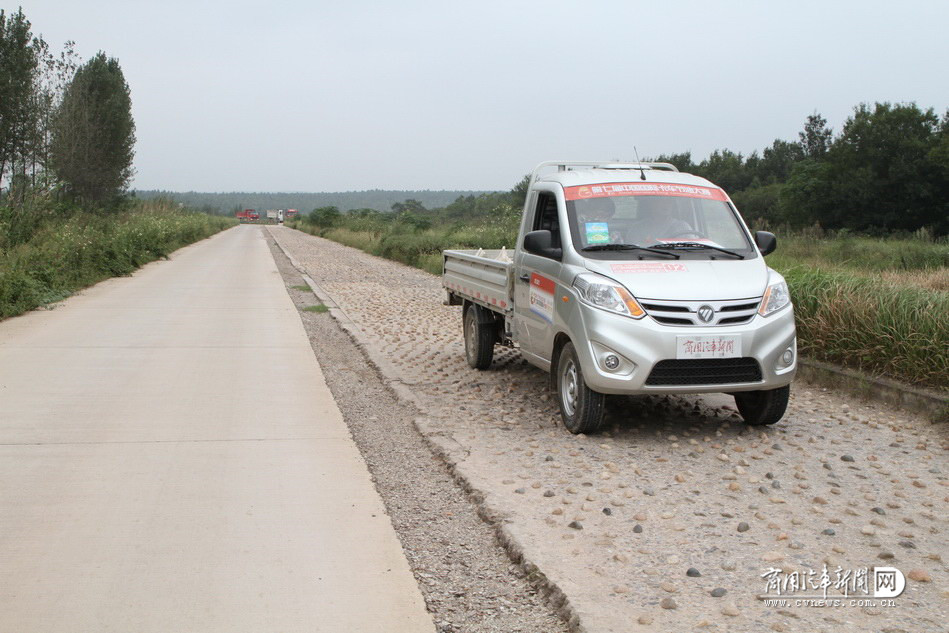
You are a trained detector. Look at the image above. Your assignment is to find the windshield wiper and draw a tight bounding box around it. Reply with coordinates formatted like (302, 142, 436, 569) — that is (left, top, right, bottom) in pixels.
(581, 243, 680, 258)
(646, 242, 744, 259)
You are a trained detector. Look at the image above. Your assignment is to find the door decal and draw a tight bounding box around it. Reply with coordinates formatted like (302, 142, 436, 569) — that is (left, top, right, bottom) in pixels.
(529, 273, 555, 323)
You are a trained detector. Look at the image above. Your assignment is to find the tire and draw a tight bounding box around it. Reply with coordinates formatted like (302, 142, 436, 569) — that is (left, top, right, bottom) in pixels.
(555, 342, 606, 434)
(734, 385, 790, 426)
(463, 304, 495, 370)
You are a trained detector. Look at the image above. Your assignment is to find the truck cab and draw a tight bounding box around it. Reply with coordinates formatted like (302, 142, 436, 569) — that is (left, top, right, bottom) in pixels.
(444, 162, 796, 434)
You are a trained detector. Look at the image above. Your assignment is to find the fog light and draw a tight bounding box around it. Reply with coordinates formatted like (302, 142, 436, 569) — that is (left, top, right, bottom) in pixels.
(782, 349, 794, 366)
(591, 342, 635, 376)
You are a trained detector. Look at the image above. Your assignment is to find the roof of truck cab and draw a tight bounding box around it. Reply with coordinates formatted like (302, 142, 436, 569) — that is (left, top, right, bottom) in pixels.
(538, 167, 720, 190)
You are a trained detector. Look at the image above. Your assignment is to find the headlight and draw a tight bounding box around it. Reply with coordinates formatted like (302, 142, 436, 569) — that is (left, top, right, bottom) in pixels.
(573, 273, 645, 319)
(759, 281, 791, 317)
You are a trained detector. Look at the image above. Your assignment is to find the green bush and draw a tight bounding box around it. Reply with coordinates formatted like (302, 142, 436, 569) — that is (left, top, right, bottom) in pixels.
(731, 183, 784, 225)
(377, 231, 450, 266)
(417, 253, 443, 275)
(322, 227, 380, 253)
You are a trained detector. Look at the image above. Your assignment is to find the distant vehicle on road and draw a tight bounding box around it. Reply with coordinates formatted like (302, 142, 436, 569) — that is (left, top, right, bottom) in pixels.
(236, 209, 259, 222)
(286, 209, 298, 220)
(278, 209, 285, 223)
(443, 161, 796, 434)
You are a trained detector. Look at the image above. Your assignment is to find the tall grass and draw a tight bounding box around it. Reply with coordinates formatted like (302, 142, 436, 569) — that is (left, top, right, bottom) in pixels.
(771, 234, 948, 272)
(291, 213, 947, 390)
(322, 227, 381, 254)
(0, 199, 235, 319)
(782, 267, 947, 388)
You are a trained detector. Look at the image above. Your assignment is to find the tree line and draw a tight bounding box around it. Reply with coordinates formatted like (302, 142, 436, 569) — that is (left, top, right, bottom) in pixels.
(653, 104, 948, 236)
(306, 103, 948, 239)
(0, 7, 135, 208)
(133, 189, 488, 216)
(302, 179, 528, 234)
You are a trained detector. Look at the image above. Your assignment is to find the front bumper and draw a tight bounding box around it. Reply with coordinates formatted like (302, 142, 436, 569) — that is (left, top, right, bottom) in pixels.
(570, 302, 796, 395)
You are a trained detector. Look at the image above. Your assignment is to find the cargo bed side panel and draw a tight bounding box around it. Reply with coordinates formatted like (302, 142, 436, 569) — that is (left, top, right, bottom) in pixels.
(443, 250, 513, 313)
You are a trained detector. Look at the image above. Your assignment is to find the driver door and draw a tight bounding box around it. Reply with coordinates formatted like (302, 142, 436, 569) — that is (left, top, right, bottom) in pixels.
(513, 188, 564, 364)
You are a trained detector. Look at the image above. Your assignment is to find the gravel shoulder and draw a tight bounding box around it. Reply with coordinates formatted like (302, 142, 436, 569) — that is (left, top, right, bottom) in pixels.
(267, 233, 570, 633)
(269, 226, 948, 633)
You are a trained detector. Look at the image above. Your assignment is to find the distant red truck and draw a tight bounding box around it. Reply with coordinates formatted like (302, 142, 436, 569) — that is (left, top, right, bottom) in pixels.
(236, 209, 260, 222)
(286, 209, 298, 219)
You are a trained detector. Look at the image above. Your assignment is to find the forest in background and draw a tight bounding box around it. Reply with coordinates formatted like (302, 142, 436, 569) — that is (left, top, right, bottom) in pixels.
(653, 105, 948, 236)
(134, 189, 489, 215)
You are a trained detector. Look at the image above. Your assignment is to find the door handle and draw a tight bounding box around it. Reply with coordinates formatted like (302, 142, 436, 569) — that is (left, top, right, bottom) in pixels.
(518, 274, 530, 283)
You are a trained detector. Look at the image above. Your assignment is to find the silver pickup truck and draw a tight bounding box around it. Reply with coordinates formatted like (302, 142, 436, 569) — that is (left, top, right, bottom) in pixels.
(443, 161, 796, 434)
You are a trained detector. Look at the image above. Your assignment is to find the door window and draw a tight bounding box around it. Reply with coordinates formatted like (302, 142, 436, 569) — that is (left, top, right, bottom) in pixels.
(528, 192, 561, 253)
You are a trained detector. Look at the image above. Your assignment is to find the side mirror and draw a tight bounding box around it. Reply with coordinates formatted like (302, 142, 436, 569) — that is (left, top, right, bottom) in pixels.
(755, 231, 777, 256)
(523, 230, 562, 260)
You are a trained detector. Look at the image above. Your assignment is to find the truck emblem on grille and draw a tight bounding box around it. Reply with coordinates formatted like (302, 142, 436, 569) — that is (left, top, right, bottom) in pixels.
(697, 305, 715, 323)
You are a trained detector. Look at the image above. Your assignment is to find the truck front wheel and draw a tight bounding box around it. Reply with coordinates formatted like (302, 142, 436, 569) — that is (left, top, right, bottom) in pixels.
(734, 385, 790, 426)
(463, 304, 495, 370)
(556, 342, 605, 434)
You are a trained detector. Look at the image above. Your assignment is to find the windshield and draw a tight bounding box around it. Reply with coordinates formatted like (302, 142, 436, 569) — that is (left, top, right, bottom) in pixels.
(564, 182, 755, 259)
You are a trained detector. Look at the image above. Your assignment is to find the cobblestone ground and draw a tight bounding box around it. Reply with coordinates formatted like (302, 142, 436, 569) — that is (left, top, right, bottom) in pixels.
(270, 226, 947, 633)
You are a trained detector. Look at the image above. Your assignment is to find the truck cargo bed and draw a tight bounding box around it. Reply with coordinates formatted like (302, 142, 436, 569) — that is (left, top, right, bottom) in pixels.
(443, 249, 514, 314)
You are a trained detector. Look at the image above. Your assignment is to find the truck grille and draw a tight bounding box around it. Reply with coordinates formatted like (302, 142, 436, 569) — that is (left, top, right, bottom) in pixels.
(640, 298, 761, 327)
(645, 358, 763, 386)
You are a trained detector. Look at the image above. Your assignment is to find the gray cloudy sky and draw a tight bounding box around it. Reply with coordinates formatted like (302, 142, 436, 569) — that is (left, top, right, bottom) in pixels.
(19, 1, 949, 192)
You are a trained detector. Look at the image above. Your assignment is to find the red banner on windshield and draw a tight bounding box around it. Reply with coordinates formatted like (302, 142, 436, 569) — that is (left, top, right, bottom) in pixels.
(563, 182, 728, 202)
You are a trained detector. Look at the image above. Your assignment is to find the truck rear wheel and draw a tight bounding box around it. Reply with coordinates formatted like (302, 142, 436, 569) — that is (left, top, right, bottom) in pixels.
(734, 385, 790, 426)
(556, 342, 605, 434)
(464, 304, 495, 370)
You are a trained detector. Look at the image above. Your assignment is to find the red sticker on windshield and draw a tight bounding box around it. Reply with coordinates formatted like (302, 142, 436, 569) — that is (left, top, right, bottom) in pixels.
(564, 182, 727, 202)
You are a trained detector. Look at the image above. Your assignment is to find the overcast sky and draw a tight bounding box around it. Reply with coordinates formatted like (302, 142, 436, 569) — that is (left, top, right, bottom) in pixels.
(18, 1, 949, 192)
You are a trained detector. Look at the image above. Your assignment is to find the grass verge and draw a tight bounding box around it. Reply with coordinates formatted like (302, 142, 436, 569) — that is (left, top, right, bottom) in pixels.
(781, 267, 947, 388)
(0, 199, 235, 319)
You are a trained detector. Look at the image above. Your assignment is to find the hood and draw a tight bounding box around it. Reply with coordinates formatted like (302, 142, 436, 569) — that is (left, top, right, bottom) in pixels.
(583, 257, 769, 301)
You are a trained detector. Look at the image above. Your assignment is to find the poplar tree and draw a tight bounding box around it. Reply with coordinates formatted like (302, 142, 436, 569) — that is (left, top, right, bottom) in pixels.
(50, 51, 135, 206)
(0, 8, 40, 192)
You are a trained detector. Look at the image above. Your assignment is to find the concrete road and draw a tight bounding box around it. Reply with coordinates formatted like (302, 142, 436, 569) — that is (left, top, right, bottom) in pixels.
(0, 226, 433, 633)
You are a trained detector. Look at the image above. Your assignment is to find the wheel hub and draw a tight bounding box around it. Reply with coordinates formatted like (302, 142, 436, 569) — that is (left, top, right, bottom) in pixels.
(561, 359, 578, 416)
(465, 314, 476, 360)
